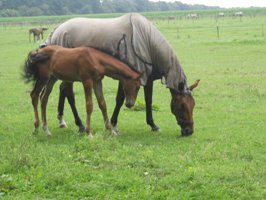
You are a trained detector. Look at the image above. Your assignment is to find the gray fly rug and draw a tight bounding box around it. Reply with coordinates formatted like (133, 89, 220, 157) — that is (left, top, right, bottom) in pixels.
(44, 13, 188, 91)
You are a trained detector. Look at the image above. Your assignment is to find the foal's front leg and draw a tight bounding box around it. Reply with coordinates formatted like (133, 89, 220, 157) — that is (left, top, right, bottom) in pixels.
(83, 79, 93, 138)
(93, 81, 118, 136)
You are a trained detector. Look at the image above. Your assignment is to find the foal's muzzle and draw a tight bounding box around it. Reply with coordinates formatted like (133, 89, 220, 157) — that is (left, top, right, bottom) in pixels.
(125, 99, 135, 108)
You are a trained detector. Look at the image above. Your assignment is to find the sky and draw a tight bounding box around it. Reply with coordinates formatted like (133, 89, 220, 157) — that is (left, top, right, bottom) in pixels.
(149, 0, 266, 8)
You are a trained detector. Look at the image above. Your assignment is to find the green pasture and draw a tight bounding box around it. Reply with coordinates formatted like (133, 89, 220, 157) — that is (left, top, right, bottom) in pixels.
(0, 12, 265, 199)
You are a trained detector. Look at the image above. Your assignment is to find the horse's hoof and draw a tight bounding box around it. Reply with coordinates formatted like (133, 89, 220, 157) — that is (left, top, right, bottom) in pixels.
(79, 125, 86, 132)
(112, 126, 120, 136)
(151, 125, 160, 132)
(111, 129, 119, 136)
(87, 133, 93, 139)
(57, 115, 68, 128)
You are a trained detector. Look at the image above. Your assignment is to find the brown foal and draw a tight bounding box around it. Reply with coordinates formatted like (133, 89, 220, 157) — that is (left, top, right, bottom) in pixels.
(23, 45, 141, 137)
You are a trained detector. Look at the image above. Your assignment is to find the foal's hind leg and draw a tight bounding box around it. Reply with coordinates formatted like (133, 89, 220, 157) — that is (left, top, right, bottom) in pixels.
(30, 78, 48, 135)
(93, 81, 118, 136)
(40, 78, 57, 136)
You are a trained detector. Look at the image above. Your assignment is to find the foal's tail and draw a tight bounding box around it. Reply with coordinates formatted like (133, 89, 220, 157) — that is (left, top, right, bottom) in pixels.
(22, 50, 51, 84)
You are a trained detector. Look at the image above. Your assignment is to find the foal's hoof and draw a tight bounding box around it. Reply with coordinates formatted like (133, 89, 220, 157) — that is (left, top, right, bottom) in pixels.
(87, 133, 93, 139)
(59, 123, 67, 128)
(32, 129, 39, 136)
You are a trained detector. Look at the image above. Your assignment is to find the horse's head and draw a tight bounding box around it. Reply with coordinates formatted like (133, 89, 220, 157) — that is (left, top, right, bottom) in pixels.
(170, 80, 200, 136)
(122, 73, 142, 108)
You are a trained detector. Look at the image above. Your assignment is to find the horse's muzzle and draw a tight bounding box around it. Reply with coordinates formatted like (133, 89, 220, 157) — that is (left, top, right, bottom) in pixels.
(181, 127, 193, 136)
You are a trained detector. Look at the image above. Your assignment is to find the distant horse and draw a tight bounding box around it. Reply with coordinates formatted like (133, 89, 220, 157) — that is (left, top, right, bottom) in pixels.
(233, 11, 243, 17)
(217, 12, 225, 17)
(186, 13, 199, 20)
(43, 13, 199, 136)
(23, 45, 141, 137)
(29, 28, 48, 43)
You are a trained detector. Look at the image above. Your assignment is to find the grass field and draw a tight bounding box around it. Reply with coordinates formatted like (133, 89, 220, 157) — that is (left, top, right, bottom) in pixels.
(0, 11, 265, 199)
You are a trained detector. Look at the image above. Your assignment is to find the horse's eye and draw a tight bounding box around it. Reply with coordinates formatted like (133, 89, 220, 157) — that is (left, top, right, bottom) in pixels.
(180, 104, 186, 112)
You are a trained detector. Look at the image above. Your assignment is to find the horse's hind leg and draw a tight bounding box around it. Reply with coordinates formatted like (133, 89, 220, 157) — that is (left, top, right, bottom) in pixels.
(144, 80, 160, 132)
(30, 78, 47, 135)
(40, 78, 57, 136)
(58, 82, 85, 132)
(93, 81, 117, 136)
(111, 82, 125, 134)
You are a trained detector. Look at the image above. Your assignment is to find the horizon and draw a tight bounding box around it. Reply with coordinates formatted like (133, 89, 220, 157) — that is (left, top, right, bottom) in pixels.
(149, 0, 266, 8)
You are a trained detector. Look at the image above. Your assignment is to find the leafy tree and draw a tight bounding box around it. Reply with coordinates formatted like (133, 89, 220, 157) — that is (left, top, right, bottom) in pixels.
(0, 0, 219, 17)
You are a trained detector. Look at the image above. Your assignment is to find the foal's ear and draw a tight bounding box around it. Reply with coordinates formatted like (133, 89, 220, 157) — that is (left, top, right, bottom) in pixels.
(189, 79, 200, 91)
(136, 71, 145, 80)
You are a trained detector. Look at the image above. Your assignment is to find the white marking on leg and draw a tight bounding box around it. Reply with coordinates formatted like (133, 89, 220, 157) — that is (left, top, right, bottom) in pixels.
(57, 115, 68, 128)
(112, 126, 120, 136)
(43, 125, 52, 136)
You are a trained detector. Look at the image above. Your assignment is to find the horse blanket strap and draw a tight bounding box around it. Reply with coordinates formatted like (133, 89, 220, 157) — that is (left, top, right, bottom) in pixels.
(117, 34, 128, 61)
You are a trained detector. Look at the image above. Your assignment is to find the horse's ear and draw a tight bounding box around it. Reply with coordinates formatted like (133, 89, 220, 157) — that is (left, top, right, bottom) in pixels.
(189, 79, 200, 91)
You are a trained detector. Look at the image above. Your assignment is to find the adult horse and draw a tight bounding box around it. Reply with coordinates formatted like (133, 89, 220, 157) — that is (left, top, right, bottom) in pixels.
(23, 45, 141, 137)
(29, 27, 48, 43)
(42, 13, 199, 136)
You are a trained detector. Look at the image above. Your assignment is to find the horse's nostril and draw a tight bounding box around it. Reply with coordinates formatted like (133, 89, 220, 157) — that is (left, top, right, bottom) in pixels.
(125, 103, 133, 108)
(181, 128, 193, 136)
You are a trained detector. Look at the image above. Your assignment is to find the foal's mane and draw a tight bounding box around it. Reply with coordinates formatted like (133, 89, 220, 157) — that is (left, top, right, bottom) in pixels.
(86, 46, 140, 74)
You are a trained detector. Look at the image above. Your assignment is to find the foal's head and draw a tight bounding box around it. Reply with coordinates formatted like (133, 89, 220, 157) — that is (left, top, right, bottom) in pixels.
(170, 80, 200, 136)
(122, 74, 142, 108)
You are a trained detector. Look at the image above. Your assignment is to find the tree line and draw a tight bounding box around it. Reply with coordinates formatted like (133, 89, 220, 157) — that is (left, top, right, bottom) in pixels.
(0, 0, 218, 17)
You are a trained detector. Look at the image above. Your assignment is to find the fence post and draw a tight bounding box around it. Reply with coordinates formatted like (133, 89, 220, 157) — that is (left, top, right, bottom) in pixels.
(262, 24, 265, 37)
(177, 26, 179, 39)
(217, 26, 220, 39)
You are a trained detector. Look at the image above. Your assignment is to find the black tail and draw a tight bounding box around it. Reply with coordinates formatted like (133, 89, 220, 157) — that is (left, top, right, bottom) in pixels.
(22, 50, 51, 84)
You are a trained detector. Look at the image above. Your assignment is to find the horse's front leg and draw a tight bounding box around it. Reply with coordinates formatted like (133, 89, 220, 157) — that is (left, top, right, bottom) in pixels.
(144, 80, 160, 131)
(111, 82, 125, 134)
(93, 81, 118, 136)
(57, 82, 85, 132)
(83, 79, 93, 138)
(40, 78, 57, 136)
